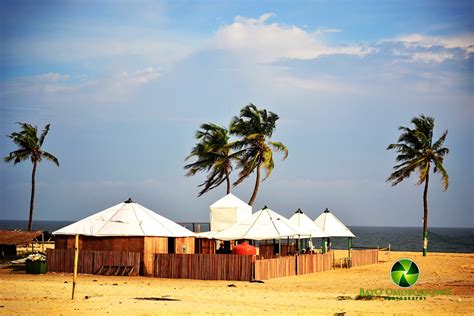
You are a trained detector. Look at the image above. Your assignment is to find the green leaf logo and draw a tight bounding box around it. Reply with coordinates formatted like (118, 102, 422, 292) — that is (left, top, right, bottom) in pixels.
(390, 258, 420, 287)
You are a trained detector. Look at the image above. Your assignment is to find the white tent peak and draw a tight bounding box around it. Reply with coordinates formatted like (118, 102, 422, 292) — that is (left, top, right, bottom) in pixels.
(314, 208, 355, 238)
(214, 207, 301, 241)
(289, 209, 328, 238)
(53, 200, 195, 237)
(209, 193, 252, 232)
(210, 193, 250, 209)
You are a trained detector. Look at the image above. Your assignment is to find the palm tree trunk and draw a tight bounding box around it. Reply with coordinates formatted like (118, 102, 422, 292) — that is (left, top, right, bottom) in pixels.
(248, 163, 261, 206)
(28, 161, 37, 232)
(422, 169, 430, 256)
(225, 165, 231, 194)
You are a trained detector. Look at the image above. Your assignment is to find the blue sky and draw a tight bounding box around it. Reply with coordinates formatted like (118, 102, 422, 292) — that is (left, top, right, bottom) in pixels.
(1, 1, 473, 228)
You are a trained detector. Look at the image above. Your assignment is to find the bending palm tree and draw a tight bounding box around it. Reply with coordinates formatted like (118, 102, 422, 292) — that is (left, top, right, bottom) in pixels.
(4, 122, 60, 231)
(387, 114, 449, 256)
(230, 104, 288, 206)
(185, 123, 236, 196)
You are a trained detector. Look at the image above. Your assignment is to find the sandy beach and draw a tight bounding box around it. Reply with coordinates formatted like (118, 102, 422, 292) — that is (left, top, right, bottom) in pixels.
(0, 250, 473, 315)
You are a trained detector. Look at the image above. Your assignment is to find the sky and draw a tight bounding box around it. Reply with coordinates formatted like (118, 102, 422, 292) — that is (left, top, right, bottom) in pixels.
(0, 0, 473, 228)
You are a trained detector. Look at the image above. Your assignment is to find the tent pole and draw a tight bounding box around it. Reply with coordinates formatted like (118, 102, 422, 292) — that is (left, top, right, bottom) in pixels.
(322, 238, 326, 254)
(279, 239, 281, 256)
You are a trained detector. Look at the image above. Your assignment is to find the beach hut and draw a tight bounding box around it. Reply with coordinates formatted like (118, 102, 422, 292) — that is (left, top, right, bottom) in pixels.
(0, 230, 44, 257)
(209, 193, 252, 232)
(53, 198, 195, 275)
(288, 209, 328, 251)
(214, 206, 301, 256)
(314, 208, 355, 255)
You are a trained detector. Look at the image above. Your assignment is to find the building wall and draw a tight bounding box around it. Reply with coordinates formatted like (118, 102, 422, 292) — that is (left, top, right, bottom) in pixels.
(0, 245, 17, 257)
(143, 237, 168, 276)
(175, 237, 195, 254)
(54, 235, 194, 276)
(195, 238, 216, 254)
(55, 235, 144, 253)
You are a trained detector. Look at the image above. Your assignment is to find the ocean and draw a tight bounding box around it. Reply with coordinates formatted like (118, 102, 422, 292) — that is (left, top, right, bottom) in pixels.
(1, 220, 473, 253)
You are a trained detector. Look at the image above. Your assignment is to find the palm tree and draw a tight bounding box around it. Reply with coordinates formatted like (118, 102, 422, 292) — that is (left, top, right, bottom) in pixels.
(4, 122, 60, 231)
(230, 104, 288, 206)
(185, 123, 236, 196)
(387, 114, 449, 256)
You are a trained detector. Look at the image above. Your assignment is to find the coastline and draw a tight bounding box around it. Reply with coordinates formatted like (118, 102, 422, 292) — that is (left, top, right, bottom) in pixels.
(1, 250, 473, 315)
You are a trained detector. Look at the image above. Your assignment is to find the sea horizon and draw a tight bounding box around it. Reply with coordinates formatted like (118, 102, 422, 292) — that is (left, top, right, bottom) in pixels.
(0, 218, 472, 230)
(1, 219, 473, 254)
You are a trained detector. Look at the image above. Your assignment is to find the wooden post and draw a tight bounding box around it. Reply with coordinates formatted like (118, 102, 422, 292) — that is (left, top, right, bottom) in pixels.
(347, 237, 352, 258)
(71, 234, 79, 300)
(41, 233, 45, 253)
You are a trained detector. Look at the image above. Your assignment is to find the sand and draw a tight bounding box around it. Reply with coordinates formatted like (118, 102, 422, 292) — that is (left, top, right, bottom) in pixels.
(0, 250, 473, 315)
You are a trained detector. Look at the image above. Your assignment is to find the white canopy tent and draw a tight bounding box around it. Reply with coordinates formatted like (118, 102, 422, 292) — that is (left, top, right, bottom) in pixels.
(314, 208, 355, 238)
(53, 198, 195, 237)
(209, 193, 252, 232)
(213, 207, 301, 241)
(289, 209, 328, 238)
(314, 208, 355, 255)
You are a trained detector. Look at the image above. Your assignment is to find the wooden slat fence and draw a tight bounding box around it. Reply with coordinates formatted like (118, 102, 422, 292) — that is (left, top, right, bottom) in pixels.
(154, 254, 253, 281)
(351, 249, 378, 267)
(254, 252, 333, 280)
(46, 249, 140, 276)
(254, 256, 296, 280)
(296, 253, 332, 274)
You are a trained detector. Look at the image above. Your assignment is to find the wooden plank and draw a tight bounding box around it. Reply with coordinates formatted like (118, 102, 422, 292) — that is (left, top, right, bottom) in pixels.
(351, 249, 378, 267)
(152, 253, 253, 281)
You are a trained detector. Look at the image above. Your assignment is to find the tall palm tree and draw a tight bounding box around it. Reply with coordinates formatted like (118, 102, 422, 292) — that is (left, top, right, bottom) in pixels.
(230, 104, 288, 206)
(185, 123, 236, 196)
(4, 122, 60, 231)
(387, 114, 449, 256)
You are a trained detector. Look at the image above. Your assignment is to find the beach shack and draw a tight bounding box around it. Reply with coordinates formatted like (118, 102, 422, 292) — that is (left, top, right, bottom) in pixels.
(0, 230, 43, 257)
(53, 198, 195, 276)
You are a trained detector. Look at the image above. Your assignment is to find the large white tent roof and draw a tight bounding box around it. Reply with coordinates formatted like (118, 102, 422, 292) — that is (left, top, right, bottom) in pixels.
(213, 207, 301, 241)
(53, 199, 195, 237)
(209, 193, 252, 232)
(210, 193, 252, 209)
(289, 209, 328, 238)
(314, 209, 355, 238)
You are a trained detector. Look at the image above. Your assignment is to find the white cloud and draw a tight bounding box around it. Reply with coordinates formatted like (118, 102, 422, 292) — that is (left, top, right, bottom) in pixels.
(398, 33, 474, 50)
(273, 75, 360, 94)
(0, 72, 78, 95)
(410, 51, 455, 63)
(214, 13, 373, 63)
(394, 33, 474, 61)
(115, 67, 161, 86)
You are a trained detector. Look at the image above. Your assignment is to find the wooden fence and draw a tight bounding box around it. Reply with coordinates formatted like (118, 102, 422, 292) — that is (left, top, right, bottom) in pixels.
(254, 255, 296, 280)
(46, 249, 141, 276)
(296, 253, 333, 274)
(153, 254, 253, 281)
(254, 252, 333, 280)
(351, 249, 378, 267)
